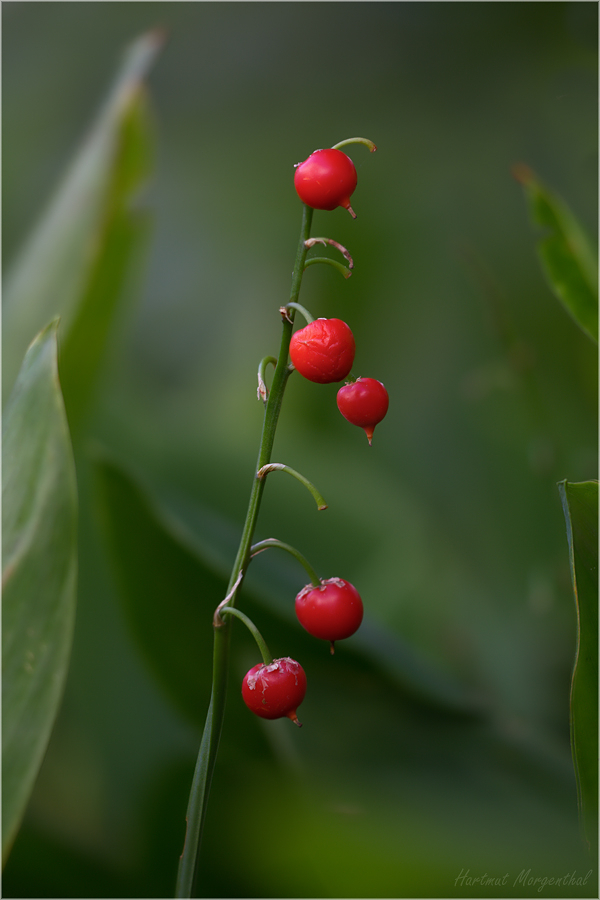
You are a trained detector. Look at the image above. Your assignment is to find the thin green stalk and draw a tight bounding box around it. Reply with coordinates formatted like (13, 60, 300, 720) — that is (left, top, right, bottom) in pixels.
(175, 204, 314, 899)
(226, 203, 314, 596)
(257, 355, 277, 404)
(217, 606, 273, 665)
(286, 301, 315, 323)
(256, 462, 327, 510)
(250, 538, 321, 586)
(331, 136, 377, 153)
(304, 257, 352, 279)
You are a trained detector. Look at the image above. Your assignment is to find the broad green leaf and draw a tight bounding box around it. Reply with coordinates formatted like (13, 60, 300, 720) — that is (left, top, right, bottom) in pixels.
(515, 164, 598, 342)
(59, 87, 156, 431)
(94, 458, 487, 898)
(2, 321, 78, 860)
(95, 457, 480, 723)
(2, 30, 162, 410)
(558, 479, 598, 852)
(94, 455, 229, 725)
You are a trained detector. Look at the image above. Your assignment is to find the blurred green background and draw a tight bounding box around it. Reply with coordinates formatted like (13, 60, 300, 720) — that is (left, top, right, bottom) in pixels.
(2, 2, 598, 897)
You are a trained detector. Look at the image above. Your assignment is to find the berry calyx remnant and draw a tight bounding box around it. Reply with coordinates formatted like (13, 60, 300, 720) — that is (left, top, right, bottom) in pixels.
(337, 377, 389, 445)
(294, 148, 358, 218)
(289, 318, 355, 384)
(295, 578, 364, 654)
(241, 657, 307, 726)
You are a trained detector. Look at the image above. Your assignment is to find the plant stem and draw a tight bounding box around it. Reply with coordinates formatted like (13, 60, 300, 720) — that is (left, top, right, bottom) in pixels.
(217, 606, 273, 665)
(331, 136, 377, 153)
(257, 355, 278, 404)
(304, 257, 352, 279)
(250, 538, 321, 587)
(286, 301, 315, 323)
(256, 462, 327, 510)
(175, 204, 314, 899)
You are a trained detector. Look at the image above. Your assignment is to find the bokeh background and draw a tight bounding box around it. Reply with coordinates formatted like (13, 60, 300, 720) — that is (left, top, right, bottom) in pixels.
(3, 2, 598, 897)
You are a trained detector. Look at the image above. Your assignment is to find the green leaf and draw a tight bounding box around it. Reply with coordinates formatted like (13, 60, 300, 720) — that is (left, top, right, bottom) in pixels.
(59, 90, 156, 432)
(2, 321, 78, 860)
(92, 464, 483, 898)
(89, 458, 593, 894)
(558, 479, 598, 852)
(93, 455, 229, 726)
(95, 457, 481, 721)
(2, 30, 162, 411)
(515, 164, 598, 342)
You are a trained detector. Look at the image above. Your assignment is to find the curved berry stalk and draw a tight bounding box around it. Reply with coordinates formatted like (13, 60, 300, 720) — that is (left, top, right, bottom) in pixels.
(305, 237, 354, 268)
(250, 537, 321, 587)
(304, 237, 354, 279)
(331, 137, 377, 153)
(284, 301, 315, 324)
(256, 462, 328, 511)
(216, 605, 273, 664)
(257, 356, 277, 405)
(304, 258, 352, 279)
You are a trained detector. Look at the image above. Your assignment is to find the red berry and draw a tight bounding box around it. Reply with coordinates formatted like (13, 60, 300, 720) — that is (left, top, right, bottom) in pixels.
(241, 657, 307, 726)
(289, 318, 355, 384)
(295, 578, 363, 653)
(294, 148, 358, 218)
(337, 378, 389, 445)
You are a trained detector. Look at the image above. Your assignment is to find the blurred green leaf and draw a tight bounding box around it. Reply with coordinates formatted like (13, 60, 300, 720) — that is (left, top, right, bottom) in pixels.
(2, 321, 78, 860)
(558, 479, 598, 852)
(2, 30, 162, 411)
(208, 753, 591, 899)
(94, 455, 229, 726)
(59, 89, 156, 432)
(94, 459, 592, 896)
(515, 164, 598, 342)
(95, 457, 482, 724)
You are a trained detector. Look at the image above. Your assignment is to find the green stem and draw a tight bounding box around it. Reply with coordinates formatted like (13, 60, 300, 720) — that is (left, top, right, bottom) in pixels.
(226, 203, 314, 590)
(331, 136, 377, 153)
(217, 606, 273, 665)
(286, 301, 315, 324)
(304, 257, 352, 279)
(305, 237, 354, 269)
(257, 356, 277, 404)
(250, 538, 321, 587)
(256, 462, 327, 511)
(175, 204, 314, 899)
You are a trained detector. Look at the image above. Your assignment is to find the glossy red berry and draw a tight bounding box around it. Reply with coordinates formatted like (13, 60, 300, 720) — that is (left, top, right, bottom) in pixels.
(294, 148, 358, 218)
(337, 378, 389, 445)
(295, 578, 363, 653)
(241, 657, 307, 726)
(289, 318, 355, 384)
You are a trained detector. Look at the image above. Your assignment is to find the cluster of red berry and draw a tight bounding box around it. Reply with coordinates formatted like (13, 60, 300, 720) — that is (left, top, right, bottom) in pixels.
(292, 147, 389, 445)
(291, 315, 389, 445)
(240, 143, 384, 726)
(241, 577, 363, 725)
